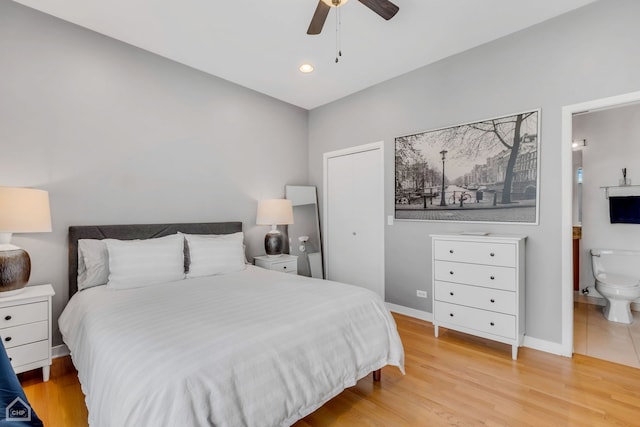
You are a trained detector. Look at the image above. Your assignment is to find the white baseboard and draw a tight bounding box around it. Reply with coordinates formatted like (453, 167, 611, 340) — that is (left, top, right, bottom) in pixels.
(386, 302, 570, 358)
(385, 302, 432, 322)
(523, 335, 570, 357)
(52, 344, 70, 359)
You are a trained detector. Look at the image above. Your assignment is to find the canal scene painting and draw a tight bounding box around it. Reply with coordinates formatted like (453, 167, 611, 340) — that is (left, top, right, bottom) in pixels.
(395, 109, 540, 224)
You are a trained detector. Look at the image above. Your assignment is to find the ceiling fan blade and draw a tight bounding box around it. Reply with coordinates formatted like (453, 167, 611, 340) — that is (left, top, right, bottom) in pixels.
(358, 0, 399, 20)
(307, 1, 331, 35)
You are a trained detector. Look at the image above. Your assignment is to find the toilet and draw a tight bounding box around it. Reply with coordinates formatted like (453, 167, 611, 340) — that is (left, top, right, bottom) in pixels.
(590, 249, 640, 324)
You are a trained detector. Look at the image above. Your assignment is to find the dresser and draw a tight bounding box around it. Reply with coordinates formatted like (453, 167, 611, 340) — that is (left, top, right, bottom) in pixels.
(0, 284, 55, 381)
(254, 254, 298, 275)
(431, 234, 526, 360)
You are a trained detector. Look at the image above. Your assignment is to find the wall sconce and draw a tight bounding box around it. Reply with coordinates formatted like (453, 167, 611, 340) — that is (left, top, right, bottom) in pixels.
(572, 139, 587, 150)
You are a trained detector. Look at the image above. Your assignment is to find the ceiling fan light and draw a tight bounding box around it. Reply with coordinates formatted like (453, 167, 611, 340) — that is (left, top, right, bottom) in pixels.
(321, 0, 349, 8)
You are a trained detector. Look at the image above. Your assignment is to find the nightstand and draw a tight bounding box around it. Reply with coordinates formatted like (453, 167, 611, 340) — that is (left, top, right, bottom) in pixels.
(254, 254, 298, 275)
(0, 284, 55, 381)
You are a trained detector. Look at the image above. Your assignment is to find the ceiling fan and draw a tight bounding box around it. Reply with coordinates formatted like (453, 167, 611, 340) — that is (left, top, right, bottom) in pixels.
(307, 0, 399, 35)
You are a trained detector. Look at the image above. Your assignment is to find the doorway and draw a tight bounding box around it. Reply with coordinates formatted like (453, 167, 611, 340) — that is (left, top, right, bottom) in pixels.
(561, 90, 640, 361)
(323, 141, 385, 298)
(572, 104, 640, 367)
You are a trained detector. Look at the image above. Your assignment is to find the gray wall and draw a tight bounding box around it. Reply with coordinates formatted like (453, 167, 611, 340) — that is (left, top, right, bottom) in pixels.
(308, 0, 640, 344)
(4, 0, 639, 350)
(0, 2, 308, 345)
(573, 104, 640, 294)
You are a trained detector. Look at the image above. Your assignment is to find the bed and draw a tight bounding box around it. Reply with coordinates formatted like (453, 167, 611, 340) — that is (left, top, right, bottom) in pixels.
(59, 222, 404, 427)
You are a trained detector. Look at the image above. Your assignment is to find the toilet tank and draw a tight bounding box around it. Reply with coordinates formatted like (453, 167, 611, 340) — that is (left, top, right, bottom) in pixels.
(590, 248, 640, 279)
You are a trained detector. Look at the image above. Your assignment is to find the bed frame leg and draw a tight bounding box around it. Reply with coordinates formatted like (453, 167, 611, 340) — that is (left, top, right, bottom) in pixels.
(373, 369, 381, 381)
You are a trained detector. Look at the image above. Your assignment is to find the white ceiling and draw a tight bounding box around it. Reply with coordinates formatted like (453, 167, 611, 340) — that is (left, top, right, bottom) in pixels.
(13, 0, 596, 110)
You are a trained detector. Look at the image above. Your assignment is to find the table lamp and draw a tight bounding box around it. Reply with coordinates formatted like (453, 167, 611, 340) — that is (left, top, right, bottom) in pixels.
(0, 187, 52, 296)
(256, 199, 294, 257)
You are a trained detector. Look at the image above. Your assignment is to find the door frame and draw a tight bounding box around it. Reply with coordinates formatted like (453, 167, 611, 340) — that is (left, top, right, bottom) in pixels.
(560, 90, 640, 357)
(323, 141, 385, 297)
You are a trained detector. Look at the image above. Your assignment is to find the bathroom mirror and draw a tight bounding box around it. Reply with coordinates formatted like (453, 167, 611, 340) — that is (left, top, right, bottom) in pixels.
(285, 185, 324, 279)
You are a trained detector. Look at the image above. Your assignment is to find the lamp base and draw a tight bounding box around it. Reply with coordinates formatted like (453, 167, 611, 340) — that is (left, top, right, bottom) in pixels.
(0, 247, 31, 297)
(264, 230, 284, 257)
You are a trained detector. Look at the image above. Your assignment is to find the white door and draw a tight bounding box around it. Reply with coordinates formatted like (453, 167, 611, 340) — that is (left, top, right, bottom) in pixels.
(323, 142, 384, 298)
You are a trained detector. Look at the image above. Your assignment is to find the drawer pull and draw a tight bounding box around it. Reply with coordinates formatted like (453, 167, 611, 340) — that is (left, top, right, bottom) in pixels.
(4, 336, 11, 342)
(283, 266, 287, 269)
(449, 249, 454, 254)
(449, 313, 454, 317)
(490, 322, 495, 326)
(4, 315, 11, 321)
(490, 275, 495, 280)
(449, 292, 454, 296)
(490, 298, 495, 303)
(449, 271, 454, 275)
(490, 252, 495, 257)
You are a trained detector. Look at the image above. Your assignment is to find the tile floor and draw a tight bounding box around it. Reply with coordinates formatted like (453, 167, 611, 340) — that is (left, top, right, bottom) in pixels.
(574, 301, 640, 368)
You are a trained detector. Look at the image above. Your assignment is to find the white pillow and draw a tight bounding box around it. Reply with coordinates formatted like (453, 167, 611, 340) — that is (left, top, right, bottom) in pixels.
(77, 239, 109, 291)
(180, 231, 248, 265)
(105, 234, 186, 289)
(183, 233, 246, 278)
(179, 231, 244, 243)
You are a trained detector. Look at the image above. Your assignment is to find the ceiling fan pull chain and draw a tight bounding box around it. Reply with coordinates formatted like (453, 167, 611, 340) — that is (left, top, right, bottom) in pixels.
(335, 7, 342, 63)
(338, 7, 342, 58)
(335, 7, 339, 63)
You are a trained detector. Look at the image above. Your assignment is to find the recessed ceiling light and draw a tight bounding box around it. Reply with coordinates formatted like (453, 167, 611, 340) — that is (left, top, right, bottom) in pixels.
(299, 64, 314, 73)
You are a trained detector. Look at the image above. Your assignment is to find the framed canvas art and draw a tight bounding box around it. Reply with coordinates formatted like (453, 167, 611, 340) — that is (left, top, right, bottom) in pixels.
(395, 109, 540, 224)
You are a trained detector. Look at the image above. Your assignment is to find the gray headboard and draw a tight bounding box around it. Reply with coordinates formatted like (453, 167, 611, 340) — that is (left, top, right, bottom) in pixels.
(68, 221, 243, 297)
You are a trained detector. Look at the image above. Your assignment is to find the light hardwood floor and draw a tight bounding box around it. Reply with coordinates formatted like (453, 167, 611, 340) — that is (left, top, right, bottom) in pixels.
(21, 313, 640, 426)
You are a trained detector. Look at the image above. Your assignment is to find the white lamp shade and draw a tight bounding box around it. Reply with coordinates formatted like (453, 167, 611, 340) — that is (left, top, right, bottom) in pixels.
(0, 187, 52, 233)
(256, 199, 294, 226)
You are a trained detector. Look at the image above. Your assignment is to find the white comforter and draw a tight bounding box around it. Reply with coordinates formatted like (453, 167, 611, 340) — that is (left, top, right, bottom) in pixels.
(59, 266, 404, 427)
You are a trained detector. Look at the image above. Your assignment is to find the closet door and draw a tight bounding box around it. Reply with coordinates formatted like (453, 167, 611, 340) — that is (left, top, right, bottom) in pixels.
(323, 142, 384, 298)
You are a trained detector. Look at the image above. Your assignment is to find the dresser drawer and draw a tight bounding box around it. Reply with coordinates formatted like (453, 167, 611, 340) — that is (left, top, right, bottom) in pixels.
(434, 260, 516, 291)
(434, 281, 516, 314)
(5, 340, 50, 369)
(0, 302, 48, 329)
(434, 301, 516, 339)
(434, 240, 516, 267)
(1, 321, 48, 349)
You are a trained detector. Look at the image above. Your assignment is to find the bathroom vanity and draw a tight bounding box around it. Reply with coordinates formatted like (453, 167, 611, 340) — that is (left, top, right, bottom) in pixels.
(431, 233, 526, 360)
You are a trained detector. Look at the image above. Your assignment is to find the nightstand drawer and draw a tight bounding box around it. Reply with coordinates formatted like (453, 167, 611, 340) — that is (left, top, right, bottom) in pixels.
(270, 260, 297, 274)
(254, 255, 298, 274)
(6, 340, 49, 369)
(0, 285, 55, 380)
(1, 321, 48, 349)
(0, 302, 48, 329)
